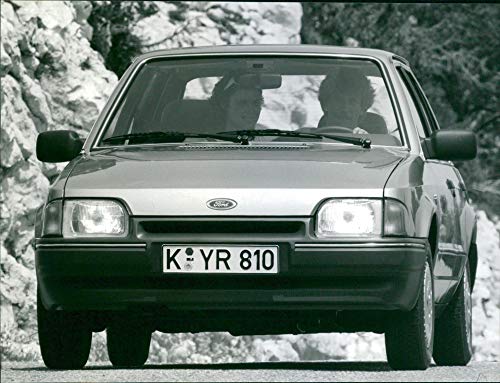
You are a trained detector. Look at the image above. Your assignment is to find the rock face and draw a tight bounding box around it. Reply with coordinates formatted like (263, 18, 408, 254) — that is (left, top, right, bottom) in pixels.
(0, 0, 117, 360)
(1, 0, 498, 364)
(133, 2, 301, 48)
(472, 211, 500, 361)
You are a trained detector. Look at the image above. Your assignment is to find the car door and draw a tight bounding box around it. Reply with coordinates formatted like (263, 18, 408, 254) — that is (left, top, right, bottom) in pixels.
(396, 66, 467, 304)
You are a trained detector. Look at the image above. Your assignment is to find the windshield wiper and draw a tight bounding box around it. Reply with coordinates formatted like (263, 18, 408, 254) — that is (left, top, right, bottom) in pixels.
(102, 129, 371, 148)
(101, 131, 242, 145)
(220, 129, 371, 148)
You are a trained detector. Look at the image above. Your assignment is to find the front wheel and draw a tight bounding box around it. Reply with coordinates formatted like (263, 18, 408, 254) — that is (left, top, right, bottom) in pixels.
(433, 258, 473, 365)
(37, 289, 92, 369)
(107, 321, 151, 367)
(385, 257, 435, 370)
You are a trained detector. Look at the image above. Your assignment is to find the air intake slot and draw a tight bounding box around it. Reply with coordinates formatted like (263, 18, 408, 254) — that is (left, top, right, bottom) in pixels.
(179, 144, 310, 151)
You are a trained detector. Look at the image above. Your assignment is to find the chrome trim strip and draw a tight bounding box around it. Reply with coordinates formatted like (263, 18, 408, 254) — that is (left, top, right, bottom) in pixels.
(90, 52, 406, 150)
(295, 243, 426, 249)
(435, 276, 460, 281)
(437, 249, 466, 257)
(36, 243, 147, 249)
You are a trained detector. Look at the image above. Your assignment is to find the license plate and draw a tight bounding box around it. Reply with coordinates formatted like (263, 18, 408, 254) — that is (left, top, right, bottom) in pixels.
(162, 245, 279, 274)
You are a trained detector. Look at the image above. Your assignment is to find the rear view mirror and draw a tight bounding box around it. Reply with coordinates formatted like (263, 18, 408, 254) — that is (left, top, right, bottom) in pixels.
(238, 74, 282, 89)
(36, 130, 83, 163)
(423, 130, 477, 161)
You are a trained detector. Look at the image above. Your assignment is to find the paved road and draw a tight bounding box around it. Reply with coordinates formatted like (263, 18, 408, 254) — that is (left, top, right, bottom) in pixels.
(2, 361, 499, 382)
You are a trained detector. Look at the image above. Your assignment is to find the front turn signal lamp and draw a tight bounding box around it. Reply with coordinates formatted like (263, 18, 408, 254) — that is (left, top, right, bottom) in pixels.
(41, 200, 63, 237)
(383, 199, 415, 236)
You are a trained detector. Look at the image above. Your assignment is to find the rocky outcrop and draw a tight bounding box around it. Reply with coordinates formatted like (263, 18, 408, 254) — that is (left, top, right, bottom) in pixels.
(1, 0, 117, 360)
(472, 211, 500, 361)
(133, 2, 301, 48)
(1, 0, 498, 363)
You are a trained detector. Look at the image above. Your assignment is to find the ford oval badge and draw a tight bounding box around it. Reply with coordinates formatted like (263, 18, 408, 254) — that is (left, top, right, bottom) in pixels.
(207, 198, 237, 210)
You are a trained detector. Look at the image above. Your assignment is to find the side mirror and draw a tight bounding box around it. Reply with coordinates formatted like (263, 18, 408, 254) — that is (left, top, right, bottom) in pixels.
(422, 130, 477, 161)
(36, 130, 84, 163)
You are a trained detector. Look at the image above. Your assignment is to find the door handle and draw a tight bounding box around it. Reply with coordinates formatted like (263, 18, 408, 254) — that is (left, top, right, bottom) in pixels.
(446, 179, 456, 198)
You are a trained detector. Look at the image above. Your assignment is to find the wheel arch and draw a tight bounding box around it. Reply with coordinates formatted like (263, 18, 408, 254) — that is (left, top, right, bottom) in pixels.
(427, 214, 439, 267)
(468, 221, 478, 290)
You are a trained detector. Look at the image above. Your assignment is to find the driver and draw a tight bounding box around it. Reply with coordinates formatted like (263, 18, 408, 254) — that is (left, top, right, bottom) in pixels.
(210, 75, 264, 132)
(317, 67, 375, 134)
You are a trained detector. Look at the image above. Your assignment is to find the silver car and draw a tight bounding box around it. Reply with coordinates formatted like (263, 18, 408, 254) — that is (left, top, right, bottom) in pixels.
(35, 45, 477, 370)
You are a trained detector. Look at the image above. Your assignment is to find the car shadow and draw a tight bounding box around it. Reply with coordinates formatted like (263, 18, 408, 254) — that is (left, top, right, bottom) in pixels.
(15, 361, 395, 372)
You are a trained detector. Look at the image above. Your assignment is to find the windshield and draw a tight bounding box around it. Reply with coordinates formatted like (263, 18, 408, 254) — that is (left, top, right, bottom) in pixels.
(98, 57, 402, 147)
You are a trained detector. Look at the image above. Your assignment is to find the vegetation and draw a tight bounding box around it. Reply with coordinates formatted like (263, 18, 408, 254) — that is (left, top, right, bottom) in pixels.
(87, 1, 159, 77)
(301, 3, 499, 215)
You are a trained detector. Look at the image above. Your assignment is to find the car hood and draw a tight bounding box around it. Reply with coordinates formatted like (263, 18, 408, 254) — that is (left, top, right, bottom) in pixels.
(65, 144, 407, 216)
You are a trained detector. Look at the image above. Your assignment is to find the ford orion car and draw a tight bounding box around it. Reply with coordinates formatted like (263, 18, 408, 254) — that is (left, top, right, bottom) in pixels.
(35, 45, 477, 370)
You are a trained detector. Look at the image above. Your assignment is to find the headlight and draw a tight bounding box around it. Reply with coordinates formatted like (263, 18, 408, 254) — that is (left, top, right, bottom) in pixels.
(316, 199, 382, 237)
(62, 200, 128, 237)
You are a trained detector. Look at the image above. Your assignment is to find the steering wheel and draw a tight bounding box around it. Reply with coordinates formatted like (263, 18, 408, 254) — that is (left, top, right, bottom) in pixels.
(315, 126, 354, 134)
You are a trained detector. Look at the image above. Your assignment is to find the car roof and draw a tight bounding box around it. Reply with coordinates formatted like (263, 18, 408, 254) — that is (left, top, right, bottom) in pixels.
(134, 44, 407, 65)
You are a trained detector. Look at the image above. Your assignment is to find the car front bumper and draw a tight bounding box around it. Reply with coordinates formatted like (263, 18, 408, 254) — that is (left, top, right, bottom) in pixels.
(36, 217, 428, 314)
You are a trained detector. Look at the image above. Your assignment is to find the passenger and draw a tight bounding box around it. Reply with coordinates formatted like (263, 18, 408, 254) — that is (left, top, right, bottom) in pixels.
(210, 75, 264, 132)
(318, 67, 376, 134)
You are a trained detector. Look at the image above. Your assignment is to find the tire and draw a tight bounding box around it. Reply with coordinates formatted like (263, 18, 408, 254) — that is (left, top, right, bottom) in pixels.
(385, 257, 435, 370)
(433, 259, 473, 365)
(37, 288, 92, 369)
(107, 321, 151, 367)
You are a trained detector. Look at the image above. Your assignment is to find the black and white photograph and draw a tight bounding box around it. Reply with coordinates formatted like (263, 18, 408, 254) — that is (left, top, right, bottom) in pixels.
(0, 1, 499, 382)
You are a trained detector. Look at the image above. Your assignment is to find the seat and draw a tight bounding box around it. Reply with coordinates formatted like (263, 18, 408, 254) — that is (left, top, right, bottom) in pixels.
(161, 99, 222, 134)
(317, 112, 388, 134)
(359, 112, 388, 134)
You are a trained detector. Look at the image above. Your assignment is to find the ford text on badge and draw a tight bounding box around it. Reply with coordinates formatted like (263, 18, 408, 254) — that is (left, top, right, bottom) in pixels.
(207, 198, 237, 210)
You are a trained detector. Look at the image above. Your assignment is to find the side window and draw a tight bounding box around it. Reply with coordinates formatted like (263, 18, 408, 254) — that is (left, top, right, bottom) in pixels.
(406, 71, 441, 132)
(396, 67, 432, 139)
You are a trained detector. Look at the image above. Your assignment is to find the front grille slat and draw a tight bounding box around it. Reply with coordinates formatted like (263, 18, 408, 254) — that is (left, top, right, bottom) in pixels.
(139, 220, 304, 235)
